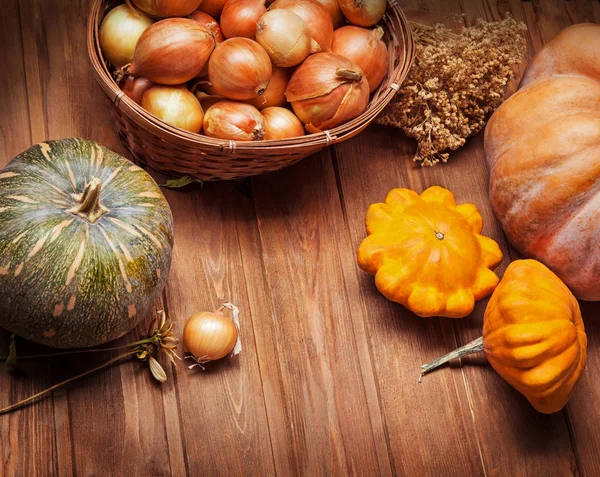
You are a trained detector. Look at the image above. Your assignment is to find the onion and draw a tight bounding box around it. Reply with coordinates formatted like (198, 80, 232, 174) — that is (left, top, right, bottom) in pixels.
(220, 0, 267, 39)
(314, 0, 344, 28)
(119, 18, 216, 85)
(183, 306, 241, 364)
(203, 101, 266, 140)
(245, 66, 291, 109)
(208, 38, 272, 100)
(285, 52, 370, 132)
(262, 107, 306, 140)
(142, 85, 204, 133)
(332, 26, 388, 92)
(339, 0, 386, 27)
(256, 10, 320, 67)
(99, 4, 154, 69)
(269, 0, 334, 51)
(121, 76, 154, 104)
(190, 10, 224, 42)
(131, 0, 203, 17)
(197, 0, 228, 17)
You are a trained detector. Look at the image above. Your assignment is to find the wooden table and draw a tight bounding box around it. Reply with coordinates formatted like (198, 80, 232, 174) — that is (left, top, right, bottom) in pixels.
(1, 1, 599, 476)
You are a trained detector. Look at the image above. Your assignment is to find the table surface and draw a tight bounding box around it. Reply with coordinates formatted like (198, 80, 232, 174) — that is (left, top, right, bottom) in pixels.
(1, 1, 600, 476)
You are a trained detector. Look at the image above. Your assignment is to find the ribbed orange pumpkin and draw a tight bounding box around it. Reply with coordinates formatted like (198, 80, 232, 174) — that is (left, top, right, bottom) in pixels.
(485, 23, 600, 300)
(421, 260, 587, 414)
(357, 186, 503, 318)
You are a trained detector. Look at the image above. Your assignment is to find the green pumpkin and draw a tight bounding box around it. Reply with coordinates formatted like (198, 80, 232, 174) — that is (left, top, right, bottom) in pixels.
(0, 139, 174, 348)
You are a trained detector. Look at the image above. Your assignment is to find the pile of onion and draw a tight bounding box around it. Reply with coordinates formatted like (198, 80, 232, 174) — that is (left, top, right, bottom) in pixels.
(220, 0, 267, 39)
(99, 0, 393, 142)
(285, 52, 370, 132)
(332, 26, 388, 92)
(119, 18, 216, 85)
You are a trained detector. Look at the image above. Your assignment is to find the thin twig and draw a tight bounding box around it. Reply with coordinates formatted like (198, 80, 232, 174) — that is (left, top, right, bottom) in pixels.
(0, 350, 138, 415)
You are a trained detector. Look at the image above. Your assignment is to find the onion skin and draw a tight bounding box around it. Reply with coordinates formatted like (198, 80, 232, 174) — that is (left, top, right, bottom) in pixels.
(245, 66, 291, 109)
(121, 76, 155, 104)
(100, 4, 154, 69)
(190, 10, 224, 42)
(339, 0, 386, 27)
(314, 0, 344, 28)
(286, 52, 370, 132)
(132, 0, 203, 17)
(269, 0, 334, 51)
(142, 85, 204, 133)
(197, 0, 228, 17)
(256, 10, 320, 67)
(204, 101, 266, 140)
(126, 18, 216, 85)
(183, 312, 238, 362)
(208, 38, 272, 100)
(332, 26, 388, 92)
(262, 107, 306, 139)
(221, 0, 267, 39)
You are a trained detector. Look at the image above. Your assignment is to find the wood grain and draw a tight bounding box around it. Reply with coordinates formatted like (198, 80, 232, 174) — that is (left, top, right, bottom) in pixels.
(1, 0, 599, 476)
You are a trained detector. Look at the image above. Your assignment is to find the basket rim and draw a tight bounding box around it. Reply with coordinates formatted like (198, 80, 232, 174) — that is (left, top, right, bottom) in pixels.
(87, 0, 415, 152)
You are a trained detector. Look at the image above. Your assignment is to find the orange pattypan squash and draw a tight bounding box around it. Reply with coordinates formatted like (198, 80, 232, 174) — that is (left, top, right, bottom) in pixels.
(421, 259, 587, 414)
(358, 186, 503, 318)
(483, 260, 587, 414)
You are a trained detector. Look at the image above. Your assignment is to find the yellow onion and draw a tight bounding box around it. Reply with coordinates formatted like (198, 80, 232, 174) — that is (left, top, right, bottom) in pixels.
(208, 38, 272, 100)
(99, 4, 154, 69)
(120, 18, 216, 85)
(332, 26, 388, 92)
(204, 101, 266, 140)
(221, 0, 267, 39)
(256, 10, 320, 67)
(245, 66, 291, 109)
(314, 0, 344, 28)
(121, 76, 154, 104)
(269, 0, 334, 51)
(142, 85, 204, 133)
(262, 107, 306, 140)
(339, 0, 386, 27)
(131, 0, 202, 17)
(197, 0, 228, 17)
(190, 10, 224, 42)
(285, 52, 370, 132)
(183, 306, 241, 364)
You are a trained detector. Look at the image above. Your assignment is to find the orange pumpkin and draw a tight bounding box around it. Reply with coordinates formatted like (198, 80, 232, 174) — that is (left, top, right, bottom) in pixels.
(485, 23, 600, 300)
(421, 260, 587, 414)
(357, 186, 503, 318)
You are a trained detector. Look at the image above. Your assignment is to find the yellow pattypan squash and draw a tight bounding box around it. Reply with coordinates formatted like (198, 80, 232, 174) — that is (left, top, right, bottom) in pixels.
(357, 186, 503, 318)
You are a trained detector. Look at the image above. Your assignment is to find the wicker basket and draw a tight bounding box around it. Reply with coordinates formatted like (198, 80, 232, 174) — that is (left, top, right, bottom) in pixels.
(88, 0, 415, 181)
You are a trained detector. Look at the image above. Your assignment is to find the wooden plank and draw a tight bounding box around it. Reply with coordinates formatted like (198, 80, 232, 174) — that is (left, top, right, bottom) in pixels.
(13, 1, 176, 475)
(161, 181, 276, 477)
(0, 2, 58, 477)
(247, 152, 391, 477)
(519, 3, 600, 476)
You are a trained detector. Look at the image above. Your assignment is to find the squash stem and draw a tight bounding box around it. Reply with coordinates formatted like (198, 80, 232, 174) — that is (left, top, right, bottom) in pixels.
(419, 336, 484, 382)
(67, 177, 109, 224)
(0, 350, 138, 415)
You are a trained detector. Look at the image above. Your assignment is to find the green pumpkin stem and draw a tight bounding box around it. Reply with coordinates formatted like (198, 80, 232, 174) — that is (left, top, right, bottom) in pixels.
(419, 336, 484, 382)
(67, 177, 109, 224)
